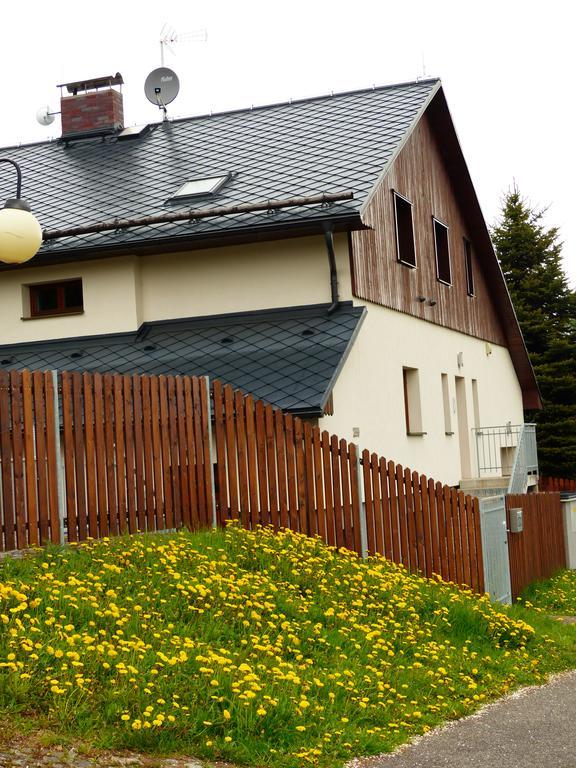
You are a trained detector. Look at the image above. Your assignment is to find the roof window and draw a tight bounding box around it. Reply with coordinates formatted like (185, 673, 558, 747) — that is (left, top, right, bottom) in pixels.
(171, 175, 230, 201)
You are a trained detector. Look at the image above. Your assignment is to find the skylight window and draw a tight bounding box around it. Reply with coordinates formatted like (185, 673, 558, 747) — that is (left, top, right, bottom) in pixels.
(172, 175, 229, 200)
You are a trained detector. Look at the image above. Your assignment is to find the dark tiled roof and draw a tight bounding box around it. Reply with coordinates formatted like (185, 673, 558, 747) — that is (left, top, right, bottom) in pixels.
(1, 79, 439, 257)
(0, 303, 366, 415)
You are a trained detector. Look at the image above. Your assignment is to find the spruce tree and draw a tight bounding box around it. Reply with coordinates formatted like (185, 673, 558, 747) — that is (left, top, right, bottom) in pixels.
(492, 188, 576, 479)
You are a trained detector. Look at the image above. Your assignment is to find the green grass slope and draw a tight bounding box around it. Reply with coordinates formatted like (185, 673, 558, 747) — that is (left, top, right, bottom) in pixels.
(0, 524, 575, 767)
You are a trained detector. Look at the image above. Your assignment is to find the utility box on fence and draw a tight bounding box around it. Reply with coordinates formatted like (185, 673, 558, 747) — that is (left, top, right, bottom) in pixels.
(561, 494, 576, 569)
(509, 507, 523, 533)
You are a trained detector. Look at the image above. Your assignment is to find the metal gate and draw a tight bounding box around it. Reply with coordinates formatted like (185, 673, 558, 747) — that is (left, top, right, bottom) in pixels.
(479, 494, 512, 604)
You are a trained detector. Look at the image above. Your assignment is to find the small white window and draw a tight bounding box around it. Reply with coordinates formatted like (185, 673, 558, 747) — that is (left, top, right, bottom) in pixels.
(403, 367, 424, 435)
(171, 175, 229, 200)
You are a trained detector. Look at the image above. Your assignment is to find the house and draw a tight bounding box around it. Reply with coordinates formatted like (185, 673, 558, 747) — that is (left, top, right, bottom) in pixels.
(0, 74, 540, 488)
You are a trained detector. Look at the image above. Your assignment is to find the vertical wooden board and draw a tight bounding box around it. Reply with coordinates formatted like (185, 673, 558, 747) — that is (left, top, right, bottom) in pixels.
(92, 373, 109, 537)
(348, 443, 362, 556)
(437, 482, 450, 581)
(212, 380, 228, 526)
(191, 377, 208, 527)
(70, 373, 87, 541)
(158, 376, 174, 529)
(82, 373, 98, 539)
(412, 471, 426, 575)
(265, 405, 280, 530)
(275, 410, 289, 530)
(419, 475, 432, 578)
(339, 439, 353, 550)
(245, 395, 260, 528)
(103, 375, 118, 535)
(464, 495, 479, 592)
(234, 391, 250, 529)
(132, 375, 147, 532)
(166, 377, 182, 529)
(123, 376, 138, 533)
(0, 370, 15, 551)
(457, 491, 472, 588)
(322, 432, 336, 547)
(199, 378, 215, 528)
(9, 371, 26, 549)
(369, 453, 382, 556)
(21, 370, 38, 547)
(330, 434, 344, 548)
(379, 458, 393, 560)
(395, 464, 409, 567)
(449, 488, 463, 584)
(473, 497, 485, 592)
(61, 372, 78, 542)
(189, 377, 205, 527)
(312, 427, 326, 543)
(255, 400, 270, 526)
(427, 477, 441, 577)
(142, 376, 158, 532)
(223, 385, 240, 519)
(43, 372, 60, 544)
(294, 418, 308, 534)
(387, 460, 400, 563)
(404, 467, 417, 572)
(304, 423, 316, 536)
(361, 450, 374, 556)
(113, 375, 128, 534)
(33, 371, 51, 544)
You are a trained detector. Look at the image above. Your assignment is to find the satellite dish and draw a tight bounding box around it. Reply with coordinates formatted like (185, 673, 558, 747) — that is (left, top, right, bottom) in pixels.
(144, 67, 180, 107)
(36, 105, 56, 126)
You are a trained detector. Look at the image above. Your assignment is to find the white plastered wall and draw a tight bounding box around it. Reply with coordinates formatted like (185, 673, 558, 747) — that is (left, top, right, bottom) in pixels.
(0, 256, 141, 344)
(138, 234, 352, 322)
(321, 302, 525, 487)
(0, 234, 351, 343)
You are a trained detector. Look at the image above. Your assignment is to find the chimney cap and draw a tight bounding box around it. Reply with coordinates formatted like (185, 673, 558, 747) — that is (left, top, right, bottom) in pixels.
(57, 73, 124, 94)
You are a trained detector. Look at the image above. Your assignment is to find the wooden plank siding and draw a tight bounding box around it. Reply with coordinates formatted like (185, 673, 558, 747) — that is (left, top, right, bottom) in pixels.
(351, 112, 507, 346)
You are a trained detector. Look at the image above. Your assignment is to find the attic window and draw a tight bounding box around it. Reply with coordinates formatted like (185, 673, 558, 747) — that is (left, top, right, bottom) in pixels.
(171, 175, 229, 201)
(464, 238, 474, 296)
(433, 218, 451, 285)
(393, 192, 416, 267)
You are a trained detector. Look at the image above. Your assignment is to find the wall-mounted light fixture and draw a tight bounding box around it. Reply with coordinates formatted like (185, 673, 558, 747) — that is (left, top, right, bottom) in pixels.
(0, 159, 43, 264)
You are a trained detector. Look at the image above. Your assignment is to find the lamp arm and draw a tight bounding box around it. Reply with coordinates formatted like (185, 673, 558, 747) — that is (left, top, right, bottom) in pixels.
(0, 158, 22, 199)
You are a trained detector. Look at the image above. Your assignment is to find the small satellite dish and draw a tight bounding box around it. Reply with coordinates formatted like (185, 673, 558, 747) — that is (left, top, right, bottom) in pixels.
(144, 67, 180, 107)
(36, 105, 56, 126)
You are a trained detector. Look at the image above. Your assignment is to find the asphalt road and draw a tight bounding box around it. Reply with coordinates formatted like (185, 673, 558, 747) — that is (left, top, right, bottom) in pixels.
(348, 670, 576, 768)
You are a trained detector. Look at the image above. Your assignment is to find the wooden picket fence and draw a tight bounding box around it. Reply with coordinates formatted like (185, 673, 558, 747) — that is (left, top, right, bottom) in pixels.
(506, 493, 565, 599)
(0, 368, 485, 593)
(539, 476, 576, 492)
(362, 453, 484, 592)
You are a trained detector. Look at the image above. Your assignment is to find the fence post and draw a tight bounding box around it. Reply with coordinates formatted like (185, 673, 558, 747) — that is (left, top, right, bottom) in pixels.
(355, 445, 368, 558)
(51, 370, 66, 545)
(202, 376, 218, 529)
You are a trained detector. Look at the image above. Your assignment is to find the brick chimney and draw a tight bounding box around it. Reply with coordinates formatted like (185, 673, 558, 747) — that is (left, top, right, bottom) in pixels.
(58, 73, 124, 138)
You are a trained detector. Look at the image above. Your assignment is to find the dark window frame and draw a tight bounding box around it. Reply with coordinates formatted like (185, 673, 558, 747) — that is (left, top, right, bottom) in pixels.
(464, 237, 475, 296)
(29, 279, 84, 318)
(433, 217, 451, 285)
(393, 191, 417, 268)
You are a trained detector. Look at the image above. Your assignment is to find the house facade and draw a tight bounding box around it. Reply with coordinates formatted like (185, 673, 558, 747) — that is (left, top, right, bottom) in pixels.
(0, 75, 539, 487)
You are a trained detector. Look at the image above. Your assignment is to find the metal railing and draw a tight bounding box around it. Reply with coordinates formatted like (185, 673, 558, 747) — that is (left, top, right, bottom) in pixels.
(472, 424, 538, 492)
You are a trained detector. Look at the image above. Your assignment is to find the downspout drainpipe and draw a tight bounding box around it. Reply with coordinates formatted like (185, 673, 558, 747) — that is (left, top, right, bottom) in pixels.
(324, 228, 340, 315)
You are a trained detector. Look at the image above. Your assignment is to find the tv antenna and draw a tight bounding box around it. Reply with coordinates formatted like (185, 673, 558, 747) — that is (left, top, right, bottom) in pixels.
(159, 23, 207, 67)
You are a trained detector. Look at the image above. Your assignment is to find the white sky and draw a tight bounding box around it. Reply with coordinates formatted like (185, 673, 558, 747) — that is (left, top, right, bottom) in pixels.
(1, 0, 574, 286)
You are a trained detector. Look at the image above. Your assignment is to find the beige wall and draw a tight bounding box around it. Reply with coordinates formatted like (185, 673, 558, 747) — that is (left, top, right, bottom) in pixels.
(321, 303, 525, 486)
(138, 234, 352, 323)
(0, 257, 141, 344)
(0, 234, 351, 342)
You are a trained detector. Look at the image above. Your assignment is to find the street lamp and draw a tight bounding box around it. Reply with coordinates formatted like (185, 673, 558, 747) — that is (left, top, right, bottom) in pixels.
(0, 158, 43, 264)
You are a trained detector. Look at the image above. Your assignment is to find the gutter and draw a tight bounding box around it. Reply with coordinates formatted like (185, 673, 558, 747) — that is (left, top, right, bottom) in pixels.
(324, 228, 339, 315)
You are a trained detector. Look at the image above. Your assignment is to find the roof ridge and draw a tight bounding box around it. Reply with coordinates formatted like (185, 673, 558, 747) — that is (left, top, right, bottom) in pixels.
(0, 77, 441, 153)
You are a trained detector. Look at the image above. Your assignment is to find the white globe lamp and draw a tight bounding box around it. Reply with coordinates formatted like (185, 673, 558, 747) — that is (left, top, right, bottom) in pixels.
(0, 159, 43, 265)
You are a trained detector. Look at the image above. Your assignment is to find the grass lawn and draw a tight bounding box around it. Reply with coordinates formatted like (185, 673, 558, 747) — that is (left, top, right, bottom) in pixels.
(520, 569, 576, 615)
(1, 524, 575, 767)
